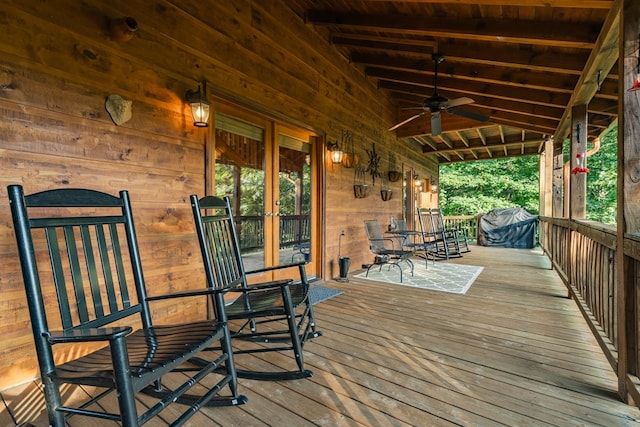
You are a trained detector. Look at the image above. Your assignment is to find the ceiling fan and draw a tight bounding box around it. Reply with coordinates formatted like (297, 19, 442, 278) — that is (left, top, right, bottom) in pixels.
(388, 53, 489, 136)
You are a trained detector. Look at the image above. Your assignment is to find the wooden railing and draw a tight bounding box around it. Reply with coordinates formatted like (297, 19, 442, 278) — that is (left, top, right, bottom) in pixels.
(540, 216, 640, 402)
(236, 215, 310, 251)
(443, 215, 478, 242)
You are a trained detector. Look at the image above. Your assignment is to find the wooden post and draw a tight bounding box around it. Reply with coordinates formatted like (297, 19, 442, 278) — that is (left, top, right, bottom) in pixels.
(540, 137, 554, 217)
(618, 0, 640, 403)
(569, 104, 588, 220)
(552, 145, 564, 218)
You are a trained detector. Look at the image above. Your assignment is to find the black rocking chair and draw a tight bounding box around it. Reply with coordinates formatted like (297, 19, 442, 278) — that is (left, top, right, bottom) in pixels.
(7, 185, 246, 427)
(191, 194, 322, 381)
(364, 219, 415, 282)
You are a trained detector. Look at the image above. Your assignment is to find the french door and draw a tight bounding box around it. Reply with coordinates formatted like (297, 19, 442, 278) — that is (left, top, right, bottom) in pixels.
(211, 105, 318, 281)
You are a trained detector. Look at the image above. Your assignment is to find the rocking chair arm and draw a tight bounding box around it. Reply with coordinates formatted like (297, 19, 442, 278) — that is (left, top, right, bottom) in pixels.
(245, 260, 306, 275)
(146, 288, 228, 302)
(45, 326, 133, 344)
(229, 279, 292, 293)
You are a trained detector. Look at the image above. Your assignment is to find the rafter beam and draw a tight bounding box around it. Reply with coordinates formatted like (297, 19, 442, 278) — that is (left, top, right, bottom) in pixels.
(306, 12, 599, 48)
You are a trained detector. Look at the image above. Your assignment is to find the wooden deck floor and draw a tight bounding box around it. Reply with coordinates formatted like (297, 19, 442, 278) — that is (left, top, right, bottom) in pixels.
(3, 245, 640, 426)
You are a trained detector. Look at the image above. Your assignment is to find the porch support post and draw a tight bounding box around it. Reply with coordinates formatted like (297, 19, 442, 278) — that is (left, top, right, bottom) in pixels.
(539, 137, 554, 217)
(552, 144, 564, 218)
(618, 0, 640, 404)
(569, 104, 588, 220)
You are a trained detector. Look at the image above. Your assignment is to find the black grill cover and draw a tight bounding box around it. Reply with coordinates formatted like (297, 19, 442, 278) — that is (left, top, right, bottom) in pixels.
(477, 207, 538, 248)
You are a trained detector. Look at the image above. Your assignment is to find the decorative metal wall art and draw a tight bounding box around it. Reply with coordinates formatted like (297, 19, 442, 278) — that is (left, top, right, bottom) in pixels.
(365, 143, 381, 185)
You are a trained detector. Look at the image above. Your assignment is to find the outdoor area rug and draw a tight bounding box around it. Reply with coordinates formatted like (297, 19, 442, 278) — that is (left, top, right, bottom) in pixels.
(308, 285, 344, 305)
(353, 262, 483, 295)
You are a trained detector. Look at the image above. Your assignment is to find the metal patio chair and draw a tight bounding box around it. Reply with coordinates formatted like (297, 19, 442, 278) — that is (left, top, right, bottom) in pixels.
(394, 218, 437, 268)
(364, 219, 415, 282)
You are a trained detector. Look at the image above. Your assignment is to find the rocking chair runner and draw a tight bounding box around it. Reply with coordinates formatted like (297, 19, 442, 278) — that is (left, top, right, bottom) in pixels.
(364, 219, 415, 282)
(191, 194, 322, 381)
(7, 185, 246, 427)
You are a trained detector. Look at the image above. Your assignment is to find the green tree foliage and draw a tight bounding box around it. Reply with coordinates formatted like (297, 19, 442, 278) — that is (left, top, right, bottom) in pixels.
(583, 126, 617, 224)
(439, 156, 540, 216)
(438, 126, 617, 224)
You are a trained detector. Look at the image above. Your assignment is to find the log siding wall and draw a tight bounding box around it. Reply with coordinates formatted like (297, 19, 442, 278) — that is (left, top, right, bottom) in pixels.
(0, 0, 438, 389)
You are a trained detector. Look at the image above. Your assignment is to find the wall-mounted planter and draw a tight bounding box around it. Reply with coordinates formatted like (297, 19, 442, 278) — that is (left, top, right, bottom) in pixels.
(388, 170, 402, 182)
(354, 184, 370, 198)
(380, 189, 393, 201)
(342, 152, 359, 168)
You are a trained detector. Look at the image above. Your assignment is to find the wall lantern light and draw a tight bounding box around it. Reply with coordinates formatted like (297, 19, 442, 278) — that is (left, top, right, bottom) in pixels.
(328, 141, 344, 164)
(186, 81, 210, 127)
(430, 178, 438, 193)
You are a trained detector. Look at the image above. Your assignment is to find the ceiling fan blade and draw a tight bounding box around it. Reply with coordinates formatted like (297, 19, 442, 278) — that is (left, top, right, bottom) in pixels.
(389, 112, 425, 131)
(431, 112, 442, 136)
(447, 107, 490, 122)
(445, 97, 474, 108)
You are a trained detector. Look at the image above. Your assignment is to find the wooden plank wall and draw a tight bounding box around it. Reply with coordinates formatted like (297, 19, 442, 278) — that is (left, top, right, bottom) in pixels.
(0, 0, 438, 390)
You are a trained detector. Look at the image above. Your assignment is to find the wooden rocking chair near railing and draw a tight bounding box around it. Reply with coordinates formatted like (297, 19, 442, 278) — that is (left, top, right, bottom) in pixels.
(364, 219, 415, 282)
(7, 185, 246, 427)
(432, 208, 470, 253)
(191, 194, 321, 381)
(417, 208, 462, 260)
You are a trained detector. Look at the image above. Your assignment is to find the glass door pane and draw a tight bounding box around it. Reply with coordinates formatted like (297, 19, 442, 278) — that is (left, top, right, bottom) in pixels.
(276, 132, 312, 266)
(214, 113, 268, 271)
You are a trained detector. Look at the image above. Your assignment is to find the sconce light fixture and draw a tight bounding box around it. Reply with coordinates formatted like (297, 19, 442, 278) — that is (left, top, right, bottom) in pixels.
(328, 141, 344, 164)
(430, 178, 438, 193)
(413, 174, 423, 190)
(186, 81, 211, 127)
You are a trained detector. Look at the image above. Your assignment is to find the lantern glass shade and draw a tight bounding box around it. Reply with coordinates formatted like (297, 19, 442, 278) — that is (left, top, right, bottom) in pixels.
(186, 83, 211, 127)
(331, 147, 344, 163)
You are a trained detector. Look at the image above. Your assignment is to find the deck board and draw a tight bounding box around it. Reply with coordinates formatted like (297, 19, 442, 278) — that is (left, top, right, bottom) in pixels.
(2, 246, 640, 426)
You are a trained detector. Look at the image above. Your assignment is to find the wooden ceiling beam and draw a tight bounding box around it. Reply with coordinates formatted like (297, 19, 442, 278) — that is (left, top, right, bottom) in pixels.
(423, 137, 547, 156)
(374, 70, 573, 107)
(334, 37, 592, 75)
(354, 53, 580, 93)
(356, 0, 613, 8)
(439, 145, 544, 163)
(306, 11, 599, 48)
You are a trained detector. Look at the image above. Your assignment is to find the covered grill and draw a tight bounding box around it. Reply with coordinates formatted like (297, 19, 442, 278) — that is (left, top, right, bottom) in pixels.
(477, 208, 538, 249)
